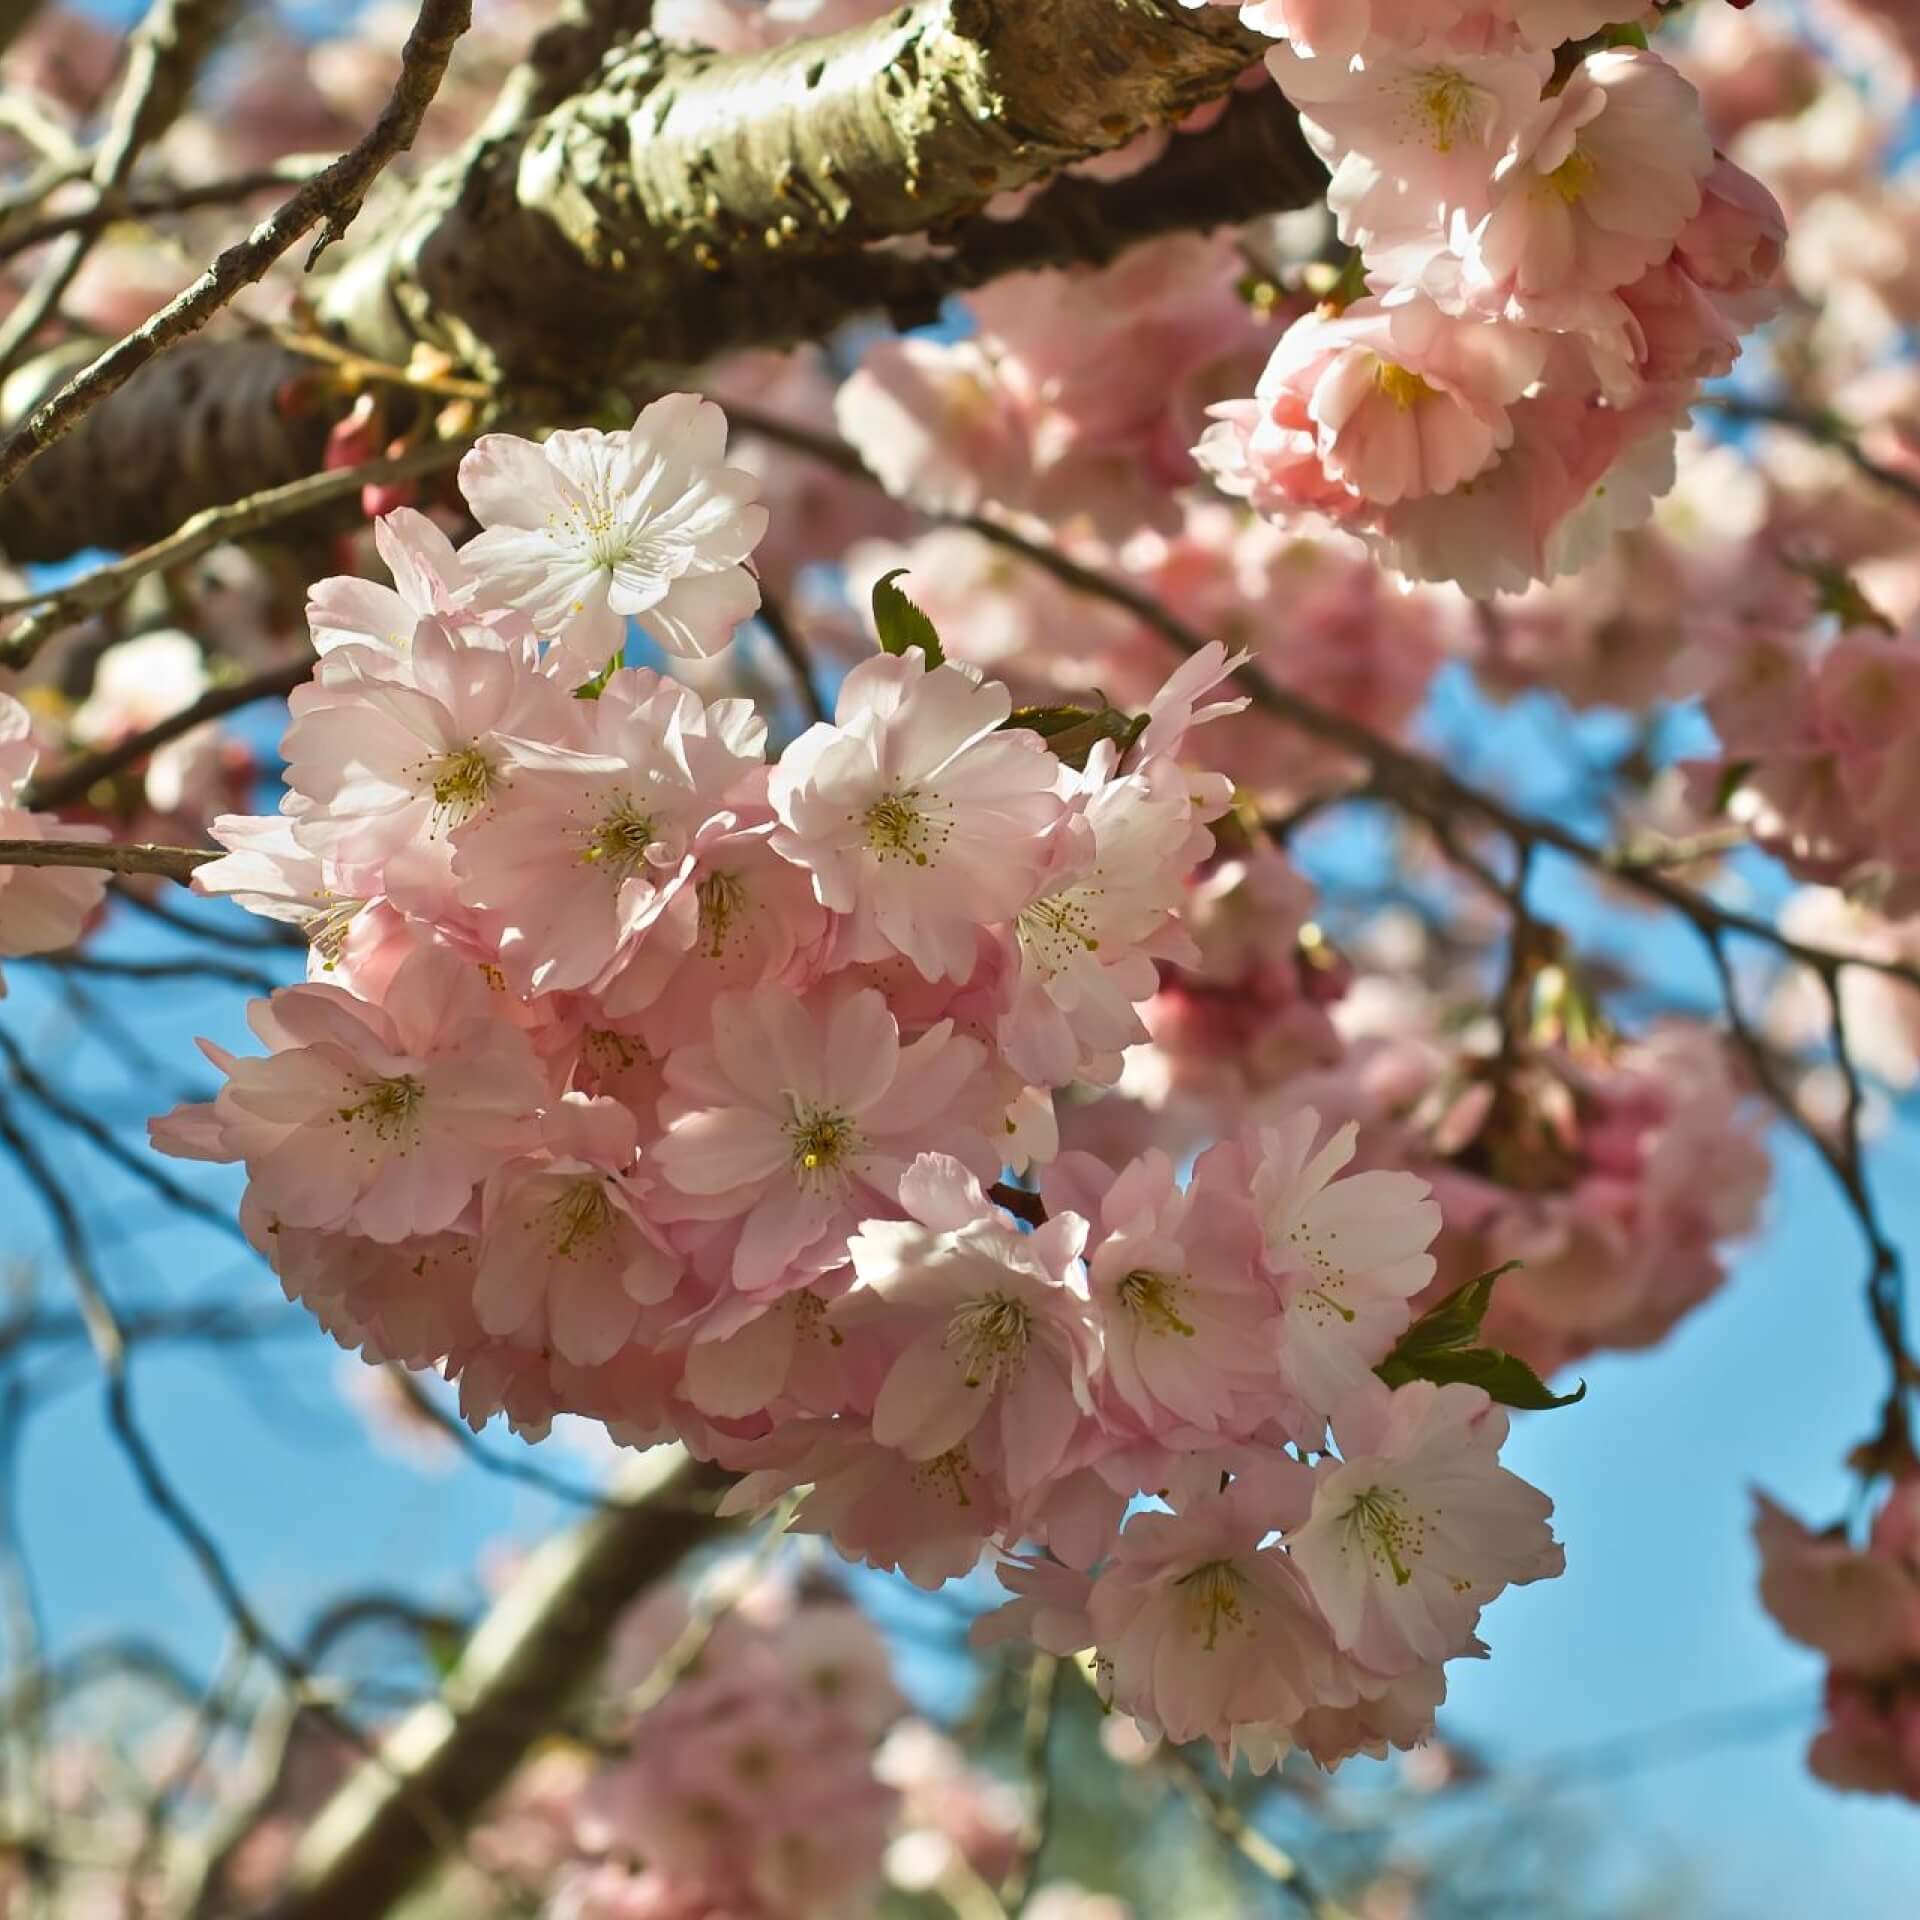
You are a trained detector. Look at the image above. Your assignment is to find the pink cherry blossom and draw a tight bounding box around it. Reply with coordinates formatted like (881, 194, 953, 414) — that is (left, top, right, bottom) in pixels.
(1291, 1381, 1564, 1674)
(451, 668, 765, 994)
(1466, 50, 1715, 306)
(459, 394, 769, 669)
(0, 694, 109, 968)
(471, 1093, 681, 1367)
(150, 944, 546, 1243)
(838, 1155, 1098, 1499)
(1253, 1110, 1441, 1414)
(1065, 1144, 1277, 1435)
(1086, 1480, 1358, 1747)
(652, 986, 993, 1290)
(768, 650, 1064, 981)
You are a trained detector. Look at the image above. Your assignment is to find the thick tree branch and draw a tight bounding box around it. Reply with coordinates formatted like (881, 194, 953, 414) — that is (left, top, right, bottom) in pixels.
(0, 0, 1308, 564)
(252, 1448, 730, 1920)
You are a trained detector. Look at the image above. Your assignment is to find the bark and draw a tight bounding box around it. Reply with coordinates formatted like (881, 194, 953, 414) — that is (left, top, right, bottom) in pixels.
(0, 0, 1321, 565)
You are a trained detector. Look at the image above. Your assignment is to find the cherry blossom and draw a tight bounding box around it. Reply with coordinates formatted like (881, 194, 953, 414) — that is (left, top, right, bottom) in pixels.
(768, 649, 1064, 981)
(839, 1154, 1098, 1498)
(651, 986, 993, 1289)
(1291, 1381, 1564, 1673)
(459, 394, 769, 669)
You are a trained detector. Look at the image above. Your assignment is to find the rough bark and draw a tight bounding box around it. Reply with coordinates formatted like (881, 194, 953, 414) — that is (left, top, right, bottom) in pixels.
(0, 0, 1320, 566)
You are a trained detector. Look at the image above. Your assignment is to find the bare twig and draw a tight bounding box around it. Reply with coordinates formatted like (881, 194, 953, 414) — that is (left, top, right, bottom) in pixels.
(753, 583, 827, 726)
(1702, 394, 1920, 513)
(0, 162, 319, 265)
(0, 0, 472, 495)
(999, 1652, 1061, 1913)
(0, 838, 212, 883)
(0, 0, 241, 381)
(0, 434, 471, 669)
(0, 1022, 248, 1243)
(24, 657, 312, 810)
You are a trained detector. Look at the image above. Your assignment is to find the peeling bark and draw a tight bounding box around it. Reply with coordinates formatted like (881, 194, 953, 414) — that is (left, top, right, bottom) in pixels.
(0, 0, 1316, 566)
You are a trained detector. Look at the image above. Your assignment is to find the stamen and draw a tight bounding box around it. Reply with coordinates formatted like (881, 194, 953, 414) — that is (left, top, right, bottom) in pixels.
(548, 1179, 614, 1258)
(1545, 146, 1597, 204)
(696, 868, 748, 959)
(336, 1073, 425, 1143)
(788, 1107, 857, 1178)
(582, 803, 658, 881)
(864, 791, 933, 867)
(423, 744, 496, 828)
(942, 1293, 1033, 1391)
(1344, 1486, 1426, 1587)
(1375, 361, 1435, 411)
(1177, 1559, 1250, 1650)
(1118, 1269, 1197, 1338)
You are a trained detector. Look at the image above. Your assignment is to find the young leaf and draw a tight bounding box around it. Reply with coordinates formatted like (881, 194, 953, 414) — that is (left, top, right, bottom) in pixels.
(1002, 702, 1146, 770)
(872, 569, 945, 668)
(1380, 1344, 1587, 1411)
(1383, 1261, 1518, 1366)
(1374, 1261, 1584, 1411)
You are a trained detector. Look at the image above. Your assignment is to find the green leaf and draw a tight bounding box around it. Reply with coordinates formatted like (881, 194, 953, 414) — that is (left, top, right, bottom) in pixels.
(872, 569, 944, 668)
(1374, 1261, 1585, 1412)
(572, 654, 620, 701)
(1383, 1345, 1587, 1411)
(1384, 1262, 1516, 1366)
(1002, 702, 1147, 771)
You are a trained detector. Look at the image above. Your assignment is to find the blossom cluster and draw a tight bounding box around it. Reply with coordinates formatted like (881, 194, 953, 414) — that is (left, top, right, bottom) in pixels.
(148, 397, 1565, 1771)
(1186, 0, 1787, 594)
(544, 1580, 902, 1920)
(1756, 1486, 1920, 1802)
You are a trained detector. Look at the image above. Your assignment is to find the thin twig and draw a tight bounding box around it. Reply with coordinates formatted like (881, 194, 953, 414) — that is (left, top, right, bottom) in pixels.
(24, 657, 311, 810)
(0, 0, 472, 496)
(998, 1652, 1060, 1913)
(0, 0, 240, 382)
(753, 583, 827, 725)
(0, 161, 319, 265)
(0, 1023, 248, 1244)
(0, 838, 212, 883)
(1701, 394, 1920, 512)
(0, 436, 471, 667)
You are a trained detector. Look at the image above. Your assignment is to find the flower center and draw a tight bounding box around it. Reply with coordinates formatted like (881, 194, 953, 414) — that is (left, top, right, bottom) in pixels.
(911, 1446, 975, 1509)
(864, 790, 934, 867)
(548, 1178, 614, 1258)
(1374, 361, 1435, 411)
(1177, 1559, 1250, 1651)
(1408, 69, 1478, 152)
(1017, 892, 1102, 980)
(1545, 145, 1597, 205)
(787, 1106, 858, 1179)
(696, 868, 749, 959)
(337, 1073, 425, 1143)
(1344, 1486, 1425, 1587)
(1117, 1269, 1196, 1338)
(583, 801, 657, 882)
(423, 744, 496, 828)
(943, 1293, 1033, 1391)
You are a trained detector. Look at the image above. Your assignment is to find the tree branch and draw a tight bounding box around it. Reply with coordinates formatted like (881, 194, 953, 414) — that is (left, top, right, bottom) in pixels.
(0, 838, 212, 883)
(0, 0, 472, 496)
(0, 1, 1308, 564)
(254, 1448, 730, 1920)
